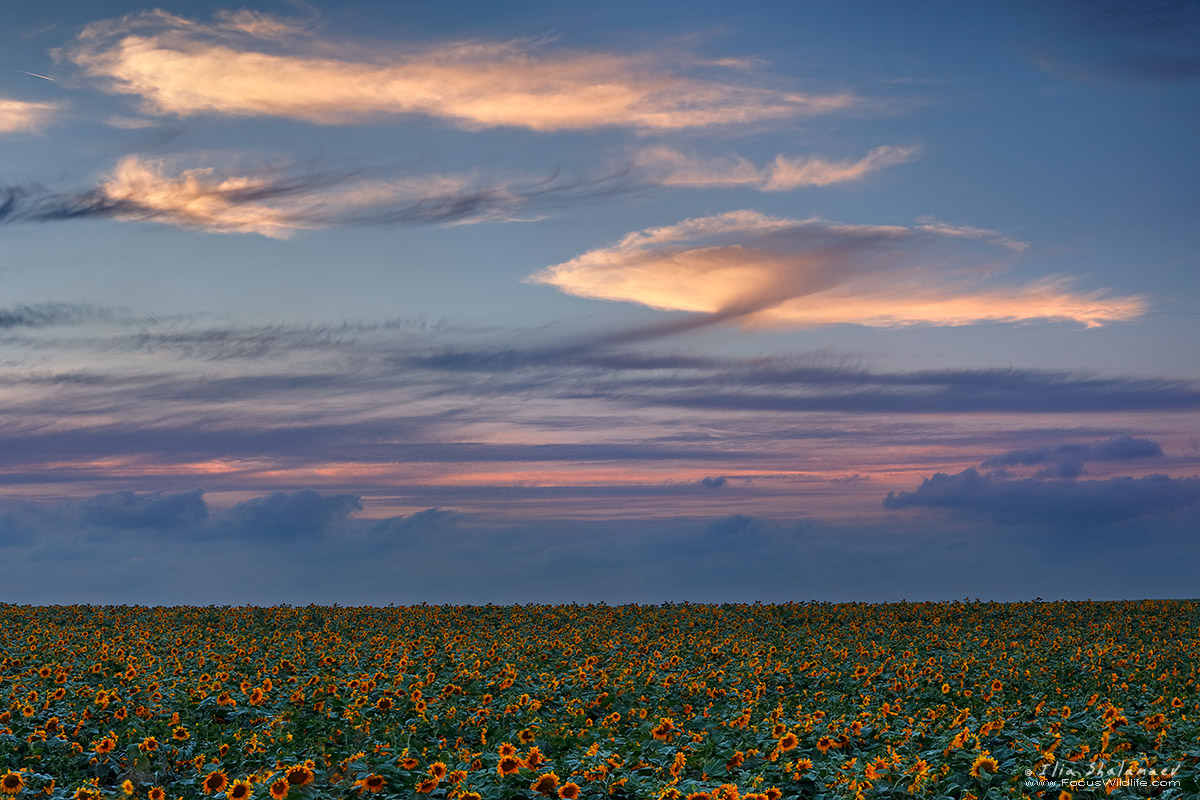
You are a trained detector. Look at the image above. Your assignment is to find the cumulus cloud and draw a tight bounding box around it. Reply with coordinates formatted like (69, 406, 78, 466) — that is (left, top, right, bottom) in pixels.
(220, 489, 362, 538)
(528, 210, 1144, 331)
(0, 155, 633, 236)
(80, 489, 208, 530)
(884, 468, 1200, 526)
(634, 144, 919, 190)
(0, 97, 58, 134)
(885, 434, 1195, 524)
(62, 10, 854, 130)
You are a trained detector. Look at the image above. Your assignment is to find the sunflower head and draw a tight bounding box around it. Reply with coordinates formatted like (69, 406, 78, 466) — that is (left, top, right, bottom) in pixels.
(0, 772, 24, 796)
(202, 771, 228, 795)
(284, 765, 314, 787)
(530, 772, 560, 796)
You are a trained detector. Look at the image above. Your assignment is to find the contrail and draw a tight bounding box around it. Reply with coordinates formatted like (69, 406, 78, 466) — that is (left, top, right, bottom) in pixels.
(17, 70, 56, 82)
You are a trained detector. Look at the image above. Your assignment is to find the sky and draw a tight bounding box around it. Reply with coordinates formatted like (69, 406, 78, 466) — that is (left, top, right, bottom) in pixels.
(1, 0, 1198, 605)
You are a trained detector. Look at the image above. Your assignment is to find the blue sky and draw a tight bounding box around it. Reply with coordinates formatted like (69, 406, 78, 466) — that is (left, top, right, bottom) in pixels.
(1, 0, 1198, 604)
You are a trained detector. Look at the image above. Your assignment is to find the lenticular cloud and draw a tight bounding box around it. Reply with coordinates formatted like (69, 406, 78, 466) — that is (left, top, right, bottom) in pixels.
(528, 211, 1144, 330)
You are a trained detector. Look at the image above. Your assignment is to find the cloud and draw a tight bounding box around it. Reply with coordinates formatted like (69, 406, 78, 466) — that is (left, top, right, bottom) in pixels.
(219, 489, 362, 538)
(0, 155, 634, 237)
(80, 489, 208, 530)
(981, 434, 1163, 477)
(62, 10, 855, 130)
(0, 303, 112, 329)
(1025, 0, 1200, 82)
(1, 492, 1196, 604)
(915, 217, 1028, 252)
(527, 210, 1144, 331)
(883, 468, 1200, 526)
(634, 144, 919, 190)
(0, 97, 59, 134)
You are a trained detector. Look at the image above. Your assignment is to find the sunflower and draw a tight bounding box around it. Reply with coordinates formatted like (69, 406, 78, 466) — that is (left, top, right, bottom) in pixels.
(202, 771, 228, 795)
(374, 697, 392, 712)
(764, 789, 784, 800)
(525, 746, 547, 768)
(778, 732, 799, 751)
(429, 762, 447, 780)
(268, 779, 289, 799)
(172, 726, 190, 741)
(93, 737, 116, 754)
(415, 778, 439, 793)
(531, 772, 560, 796)
(498, 743, 518, 758)
(357, 774, 386, 793)
(793, 759, 814, 774)
(685, 793, 713, 800)
(498, 756, 522, 776)
(284, 765, 314, 787)
(228, 780, 253, 800)
(74, 788, 102, 800)
(461, 793, 482, 800)
(148, 789, 166, 800)
(558, 782, 581, 799)
(969, 754, 999, 777)
(815, 736, 834, 754)
(651, 718, 676, 740)
(0, 771, 23, 796)
(397, 757, 419, 770)
(121, 780, 135, 796)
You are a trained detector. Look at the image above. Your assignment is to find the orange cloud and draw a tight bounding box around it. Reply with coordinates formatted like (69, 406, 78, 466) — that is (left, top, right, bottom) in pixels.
(89, 155, 552, 236)
(63, 10, 856, 130)
(634, 144, 919, 190)
(99, 156, 316, 237)
(0, 97, 59, 134)
(528, 210, 1145, 329)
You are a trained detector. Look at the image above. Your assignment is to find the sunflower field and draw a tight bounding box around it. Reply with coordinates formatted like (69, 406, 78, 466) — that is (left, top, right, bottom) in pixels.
(1, 600, 1197, 799)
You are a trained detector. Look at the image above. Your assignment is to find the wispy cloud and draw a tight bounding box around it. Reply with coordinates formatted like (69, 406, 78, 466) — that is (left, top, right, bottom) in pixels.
(528, 210, 1142, 331)
(1027, 0, 1200, 82)
(981, 434, 1163, 477)
(633, 144, 919, 190)
(0, 96, 59, 134)
(62, 10, 855, 130)
(0, 155, 635, 236)
(915, 217, 1028, 251)
(0, 303, 113, 329)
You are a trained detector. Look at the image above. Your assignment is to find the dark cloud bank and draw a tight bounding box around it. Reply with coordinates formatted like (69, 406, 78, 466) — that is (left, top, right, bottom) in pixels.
(1, 483, 1197, 605)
